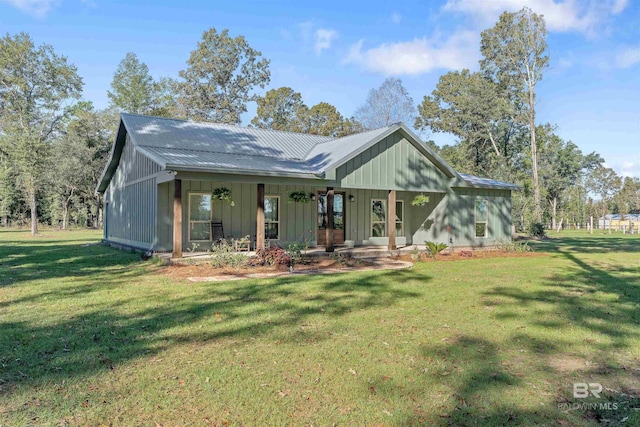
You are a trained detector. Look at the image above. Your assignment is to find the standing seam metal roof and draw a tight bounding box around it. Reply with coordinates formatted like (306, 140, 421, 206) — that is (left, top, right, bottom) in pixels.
(96, 113, 521, 192)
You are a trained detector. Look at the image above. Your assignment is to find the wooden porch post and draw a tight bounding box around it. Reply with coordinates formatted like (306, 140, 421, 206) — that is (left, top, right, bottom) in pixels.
(388, 190, 396, 251)
(326, 187, 334, 252)
(257, 183, 265, 250)
(172, 179, 183, 258)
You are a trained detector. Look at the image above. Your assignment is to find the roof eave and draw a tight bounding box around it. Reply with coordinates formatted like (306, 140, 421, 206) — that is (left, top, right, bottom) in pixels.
(168, 164, 324, 180)
(96, 119, 127, 194)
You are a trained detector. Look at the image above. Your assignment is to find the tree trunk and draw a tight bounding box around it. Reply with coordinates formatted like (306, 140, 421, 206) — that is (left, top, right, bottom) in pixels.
(551, 197, 557, 230)
(30, 191, 38, 235)
(62, 203, 68, 230)
(96, 194, 103, 228)
(529, 87, 541, 222)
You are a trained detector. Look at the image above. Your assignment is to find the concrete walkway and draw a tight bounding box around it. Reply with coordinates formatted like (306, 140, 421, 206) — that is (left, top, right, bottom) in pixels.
(186, 258, 414, 282)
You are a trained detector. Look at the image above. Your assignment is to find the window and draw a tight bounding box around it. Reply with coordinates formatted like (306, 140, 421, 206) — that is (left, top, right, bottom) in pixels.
(371, 200, 404, 237)
(371, 199, 386, 237)
(265, 196, 279, 240)
(189, 193, 212, 241)
(395, 200, 404, 237)
(475, 200, 488, 238)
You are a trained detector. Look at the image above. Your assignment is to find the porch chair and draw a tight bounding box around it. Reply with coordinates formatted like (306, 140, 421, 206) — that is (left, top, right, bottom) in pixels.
(211, 221, 225, 245)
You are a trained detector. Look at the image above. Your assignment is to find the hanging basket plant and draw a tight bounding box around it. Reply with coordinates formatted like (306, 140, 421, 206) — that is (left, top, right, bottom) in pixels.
(212, 187, 234, 206)
(411, 194, 430, 207)
(288, 191, 310, 203)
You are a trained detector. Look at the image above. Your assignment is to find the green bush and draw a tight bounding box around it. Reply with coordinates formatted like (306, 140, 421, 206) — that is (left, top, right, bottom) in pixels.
(210, 239, 248, 269)
(424, 241, 448, 259)
(281, 241, 308, 266)
(527, 222, 545, 237)
(496, 240, 533, 253)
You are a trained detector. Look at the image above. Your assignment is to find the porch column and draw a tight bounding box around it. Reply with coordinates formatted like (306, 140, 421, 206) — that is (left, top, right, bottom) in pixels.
(256, 183, 265, 250)
(326, 187, 335, 252)
(388, 190, 396, 251)
(172, 179, 183, 258)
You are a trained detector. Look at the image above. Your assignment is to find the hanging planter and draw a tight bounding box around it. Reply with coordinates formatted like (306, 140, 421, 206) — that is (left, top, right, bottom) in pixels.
(212, 187, 234, 206)
(288, 191, 311, 203)
(411, 194, 430, 207)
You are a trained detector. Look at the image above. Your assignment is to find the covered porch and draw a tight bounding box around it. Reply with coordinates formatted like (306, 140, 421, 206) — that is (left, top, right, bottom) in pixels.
(164, 176, 447, 259)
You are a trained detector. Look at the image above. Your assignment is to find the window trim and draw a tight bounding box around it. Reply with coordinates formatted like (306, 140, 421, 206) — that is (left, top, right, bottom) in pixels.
(395, 200, 404, 237)
(475, 199, 489, 238)
(371, 199, 387, 237)
(188, 192, 212, 242)
(265, 195, 280, 240)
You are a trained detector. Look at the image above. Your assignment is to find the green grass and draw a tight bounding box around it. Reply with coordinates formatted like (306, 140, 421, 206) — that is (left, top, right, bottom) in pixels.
(1, 229, 639, 426)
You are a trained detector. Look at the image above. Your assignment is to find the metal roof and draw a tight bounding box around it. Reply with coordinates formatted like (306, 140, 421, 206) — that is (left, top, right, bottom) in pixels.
(122, 113, 332, 160)
(97, 113, 521, 192)
(458, 173, 521, 190)
(139, 146, 318, 175)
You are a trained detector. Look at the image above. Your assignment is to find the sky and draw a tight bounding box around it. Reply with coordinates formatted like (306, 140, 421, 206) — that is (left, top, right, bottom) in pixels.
(1, 0, 639, 177)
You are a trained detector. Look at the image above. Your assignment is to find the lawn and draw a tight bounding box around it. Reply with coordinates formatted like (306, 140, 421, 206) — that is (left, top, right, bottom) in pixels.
(1, 229, 638, 426)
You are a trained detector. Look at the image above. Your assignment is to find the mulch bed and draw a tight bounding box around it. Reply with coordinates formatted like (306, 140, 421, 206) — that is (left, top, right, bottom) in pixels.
(158, 249, 545, 282)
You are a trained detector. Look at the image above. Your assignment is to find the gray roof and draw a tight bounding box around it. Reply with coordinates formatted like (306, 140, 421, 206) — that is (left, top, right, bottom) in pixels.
(458, 173, 521, 190)
(121, 113, 331, 160)
(97, 113, 520, 192)
(121, 113, 403, 178)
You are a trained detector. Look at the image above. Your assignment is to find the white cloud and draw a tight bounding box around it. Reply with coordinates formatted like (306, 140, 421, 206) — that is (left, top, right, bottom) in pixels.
(611, 0, 628, 14)
(442, 0, 628, 35)
(615, 46, 640, 68)
(391, 12, 402, 24)
(314, 28, 337, 55)
(344, 31, 479, 75)
(1, 0, 58, 17)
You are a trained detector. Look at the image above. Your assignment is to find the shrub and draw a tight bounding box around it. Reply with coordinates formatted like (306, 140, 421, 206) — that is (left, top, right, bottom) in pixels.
(527, 222, 545, 237)
(424, 241, 448, 259)
(330, 251, 359, 267)
(496, 240, 533, 253)
(252, 246, 291, 268)
(210, 239, 248, 269)
(281, 241, 308, 266)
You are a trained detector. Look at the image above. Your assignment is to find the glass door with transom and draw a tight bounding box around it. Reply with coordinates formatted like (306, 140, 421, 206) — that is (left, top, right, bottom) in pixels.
(317, 191, 345, 245)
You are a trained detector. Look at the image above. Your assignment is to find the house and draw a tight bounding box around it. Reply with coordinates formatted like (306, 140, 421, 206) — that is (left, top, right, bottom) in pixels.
(97, 113, 519, 257)
(598, 214, 640, 231)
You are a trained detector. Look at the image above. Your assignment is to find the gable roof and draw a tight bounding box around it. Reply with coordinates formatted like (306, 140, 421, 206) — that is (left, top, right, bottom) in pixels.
(97, 113, 519, 193)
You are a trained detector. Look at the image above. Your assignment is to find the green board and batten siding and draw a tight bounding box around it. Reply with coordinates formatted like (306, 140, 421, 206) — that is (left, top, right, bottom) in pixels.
(104, 134, 161, 250)
(446, 188, 512, 247)
(335, 133, 449, 191)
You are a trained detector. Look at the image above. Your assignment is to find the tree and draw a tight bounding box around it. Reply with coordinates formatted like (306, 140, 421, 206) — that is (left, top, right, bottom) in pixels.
(416, 69, 517, 175)
(338, 117, 365, 137)
(178, 28, 270, 124)
(299, 102, 345, 137)
(251, 87, 307, 132)
(0, 33, 83, 235)
(537, 125, 586, 229)
(615, 177, 640, 216)
(355, 77, 415, 129)
(47, 103, 117, 229)
(587, 166, 622, 221)
(148, 77, 183, 118)
(108, 52, 156, 114)
(481, 7, 549, 223)
(0, 148, 20, 227)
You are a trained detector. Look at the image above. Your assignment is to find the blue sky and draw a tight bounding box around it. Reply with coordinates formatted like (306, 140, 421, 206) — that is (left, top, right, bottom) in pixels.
(1, 0, 639, 177)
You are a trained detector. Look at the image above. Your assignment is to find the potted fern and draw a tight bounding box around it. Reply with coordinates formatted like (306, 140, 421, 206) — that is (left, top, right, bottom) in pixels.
(212, 187, 234, 206)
